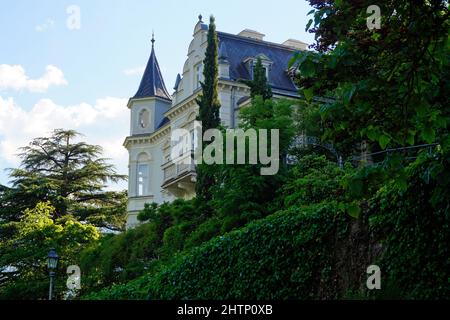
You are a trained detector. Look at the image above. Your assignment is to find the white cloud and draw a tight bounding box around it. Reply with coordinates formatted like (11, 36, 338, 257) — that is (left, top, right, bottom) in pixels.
(35, 18, 55, 32)
(123, 66, 145, 76)
(0, 64, 68, 93)
(0, 96, 129, 190)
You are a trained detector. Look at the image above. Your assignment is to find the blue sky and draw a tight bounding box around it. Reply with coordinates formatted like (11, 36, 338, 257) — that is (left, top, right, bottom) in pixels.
(0, 0, 314, 190)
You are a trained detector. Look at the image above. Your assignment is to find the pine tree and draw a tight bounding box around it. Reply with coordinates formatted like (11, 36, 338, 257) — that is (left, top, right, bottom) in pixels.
(242, 57, 272, 100)
(195, 15, 221, 201)
(0, 129, 127, 230)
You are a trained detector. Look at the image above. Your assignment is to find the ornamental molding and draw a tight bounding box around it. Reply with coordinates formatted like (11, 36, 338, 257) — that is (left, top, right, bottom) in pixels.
(123, 125, 171, 148)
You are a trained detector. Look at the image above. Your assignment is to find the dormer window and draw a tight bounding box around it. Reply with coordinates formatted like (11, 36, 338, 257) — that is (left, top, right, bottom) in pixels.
(244, 54, 273, 83)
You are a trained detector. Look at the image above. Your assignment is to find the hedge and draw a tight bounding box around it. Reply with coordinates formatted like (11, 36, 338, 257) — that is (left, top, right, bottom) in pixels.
(83, 153, 450, 300)
(83, 202, 356, 300)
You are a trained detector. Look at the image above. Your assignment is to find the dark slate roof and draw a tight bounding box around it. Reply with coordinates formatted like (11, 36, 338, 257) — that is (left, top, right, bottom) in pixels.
(218, 41, 229, 62)
(217, 32, 298, 93)
(133, 44, 172, 101)
(157, 116, 170, 129)
(173, 73, 182, 91)
(237, 96, 250, 105)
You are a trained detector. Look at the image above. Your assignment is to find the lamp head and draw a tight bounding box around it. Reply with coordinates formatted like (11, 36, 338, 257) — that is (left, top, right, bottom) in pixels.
(47, 248, 59, 270)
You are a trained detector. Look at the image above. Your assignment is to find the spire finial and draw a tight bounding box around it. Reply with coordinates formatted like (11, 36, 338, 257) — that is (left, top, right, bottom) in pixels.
(151, 31, 155, 47)
(198, 14, 203, 22)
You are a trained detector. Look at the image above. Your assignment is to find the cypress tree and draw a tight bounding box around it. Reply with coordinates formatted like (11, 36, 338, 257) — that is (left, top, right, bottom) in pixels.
(243, 57, 272, 100)
(195, 15, 221, 201)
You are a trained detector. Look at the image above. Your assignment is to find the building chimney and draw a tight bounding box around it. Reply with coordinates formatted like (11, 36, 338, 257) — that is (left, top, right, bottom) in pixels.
(237, 29, 265, 41)
(282, 39, 308, 50)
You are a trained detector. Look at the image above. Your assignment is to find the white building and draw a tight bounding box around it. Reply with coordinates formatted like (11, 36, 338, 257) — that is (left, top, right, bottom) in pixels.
(124, 16, 306, 229)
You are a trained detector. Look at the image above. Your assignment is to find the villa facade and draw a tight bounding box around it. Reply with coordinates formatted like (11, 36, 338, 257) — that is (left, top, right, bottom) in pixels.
(124, 16, 306, 228)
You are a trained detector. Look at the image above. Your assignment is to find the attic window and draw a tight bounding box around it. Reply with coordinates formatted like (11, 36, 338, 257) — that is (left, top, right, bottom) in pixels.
(245, 55, 272, 82)
(251, 62, 271, 82)
(255, 65, 269, 80)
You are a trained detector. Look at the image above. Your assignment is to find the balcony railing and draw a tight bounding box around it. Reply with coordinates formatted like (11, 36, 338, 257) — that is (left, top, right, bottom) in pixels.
(162, 154, 196, 183)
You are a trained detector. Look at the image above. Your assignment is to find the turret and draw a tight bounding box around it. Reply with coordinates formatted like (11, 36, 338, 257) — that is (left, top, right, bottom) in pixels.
(128, 34, 172, 136)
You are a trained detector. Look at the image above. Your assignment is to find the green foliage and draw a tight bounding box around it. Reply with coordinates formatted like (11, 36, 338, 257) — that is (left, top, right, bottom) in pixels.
(195, 15, 221, 202)
(281, 155, 367, 220)
(184, 217, 222, 249)
(79, 222, 161, 293)
(80, 190, 277, 297)
(138, 199, 200, 225)
(6, 2, 450, 300)
(0, 202, 100, 299)
(369, 149, 450, 299)
(81, 2, 449, 301)
(240, 57, 272, 101)
(196, 15, 221, 131)
(79, 198, 213, 295)
(291, 1, 449, 158)
(293, 100, 323, 138)
(210, 97, 295, 223)
(83, 151, 450, 300)
(83, 203, 351, 300)
(83, 278, 150, 300)
(0, 129, 127, 231)
(161, 223, 193, 255)
(239, 97, 295, 152)
(282, 155, 345, 207)
(0, 129, 127, 299)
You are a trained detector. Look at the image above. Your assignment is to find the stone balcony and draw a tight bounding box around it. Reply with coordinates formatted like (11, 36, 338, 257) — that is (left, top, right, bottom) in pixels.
(161, 153, 196, 198)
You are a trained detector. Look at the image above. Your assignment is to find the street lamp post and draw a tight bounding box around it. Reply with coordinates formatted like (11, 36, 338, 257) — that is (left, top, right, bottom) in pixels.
(47, 248, 59, 300)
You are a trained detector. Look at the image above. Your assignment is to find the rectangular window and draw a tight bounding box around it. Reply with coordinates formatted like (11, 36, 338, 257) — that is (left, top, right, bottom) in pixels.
(178, 136, 184, 157)
(137, 164, 149, 196)
(183, 134, 187, 155)
(262, 67, 269, 80)
(195, 63, 203, 89)
(190, 129, 195, 152)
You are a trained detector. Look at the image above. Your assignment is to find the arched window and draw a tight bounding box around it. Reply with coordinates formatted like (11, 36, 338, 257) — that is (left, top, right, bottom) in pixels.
(138, 109, 150, 128)
(136, 153, 150, 196)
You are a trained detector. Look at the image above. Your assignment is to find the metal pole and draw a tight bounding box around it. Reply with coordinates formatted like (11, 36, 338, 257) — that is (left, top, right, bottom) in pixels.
(49, 271, 54, 300)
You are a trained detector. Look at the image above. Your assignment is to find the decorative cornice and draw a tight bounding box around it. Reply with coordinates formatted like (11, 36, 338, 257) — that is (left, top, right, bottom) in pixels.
(123, 124, 171, 149)
(127, 95, 172, 108)
(165, 93, 200, 120)
(218, 80, 250, 92)
(124, 78, 296, 150)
